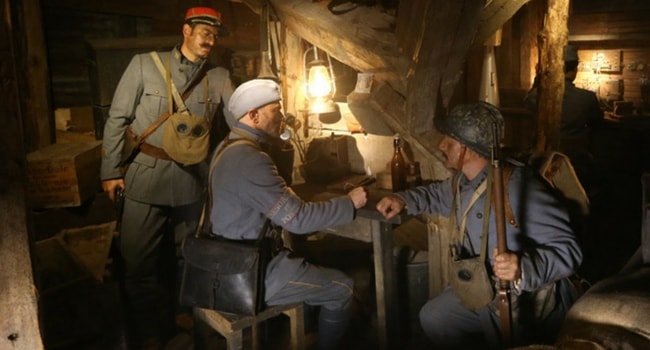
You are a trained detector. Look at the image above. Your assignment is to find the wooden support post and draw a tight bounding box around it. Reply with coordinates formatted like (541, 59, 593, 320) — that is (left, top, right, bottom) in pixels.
(535, 0, 570, 155)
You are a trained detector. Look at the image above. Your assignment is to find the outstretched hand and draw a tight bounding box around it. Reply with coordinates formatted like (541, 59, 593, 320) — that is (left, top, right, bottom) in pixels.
(347, 186, 368, 209)
(375, 195, 406, 220)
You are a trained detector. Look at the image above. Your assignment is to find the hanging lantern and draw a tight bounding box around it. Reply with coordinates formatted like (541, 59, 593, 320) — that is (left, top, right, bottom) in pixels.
(304, 45, 338, 115)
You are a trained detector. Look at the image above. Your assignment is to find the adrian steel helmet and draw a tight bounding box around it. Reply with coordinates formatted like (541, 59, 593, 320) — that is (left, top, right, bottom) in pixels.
(434, 101, 504, 158)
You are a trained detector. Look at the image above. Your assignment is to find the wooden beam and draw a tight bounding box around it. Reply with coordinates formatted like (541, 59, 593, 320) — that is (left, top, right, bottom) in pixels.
(395, 0, 429, 66)
(473, 0, 531, 48)
(268, 0, 408, 94)
(40, 0, 162, 18)
(407, 0, 484, 134)
(535, 0, 569, 154)
(279, 26, 306, 119)
(228, 0, 264, 15)
(13, 0, 53, 150)
(519, 0, 544, 89)
(1, 0, 44, 347)
(347, 83, 444, 162)
(569, 33, 650, 46)
(0, 185, 43, 350)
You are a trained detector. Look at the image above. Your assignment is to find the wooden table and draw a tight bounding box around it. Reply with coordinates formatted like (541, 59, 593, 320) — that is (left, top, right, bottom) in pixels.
(292, 183, 407, 350)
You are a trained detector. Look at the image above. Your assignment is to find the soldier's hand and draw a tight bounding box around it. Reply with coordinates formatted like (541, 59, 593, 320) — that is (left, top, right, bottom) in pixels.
(347, 186, 368, 209)
(103, 179, 125, 202)
(376, 195, 405, 220)
(492, 248, 522, 282)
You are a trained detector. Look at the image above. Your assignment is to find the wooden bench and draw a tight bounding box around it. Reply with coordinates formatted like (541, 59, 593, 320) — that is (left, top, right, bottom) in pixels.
(193, 303, 306, 350)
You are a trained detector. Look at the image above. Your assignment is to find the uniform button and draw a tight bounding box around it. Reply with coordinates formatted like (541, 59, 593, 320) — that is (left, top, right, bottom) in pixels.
(476, 212, 483, 219)
(154, 90, 159, 94)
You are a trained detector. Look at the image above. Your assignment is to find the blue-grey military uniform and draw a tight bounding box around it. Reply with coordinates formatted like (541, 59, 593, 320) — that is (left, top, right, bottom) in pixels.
(396, 165, 582, 348)
(210, 124, 356, 349)
(100, 46, 234, 342)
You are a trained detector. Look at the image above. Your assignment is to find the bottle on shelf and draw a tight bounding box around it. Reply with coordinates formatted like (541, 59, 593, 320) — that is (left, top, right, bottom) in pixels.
(390, 134, 408, 192)
(407, 161, 423, 187)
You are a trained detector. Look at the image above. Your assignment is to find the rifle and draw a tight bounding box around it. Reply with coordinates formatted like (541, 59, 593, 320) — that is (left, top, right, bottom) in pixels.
(491, 122, 512, 346)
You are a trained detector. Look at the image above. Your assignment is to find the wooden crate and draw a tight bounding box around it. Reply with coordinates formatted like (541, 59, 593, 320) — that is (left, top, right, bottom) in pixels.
(58, 222, 115, 282)
(27, 141, 102, 208)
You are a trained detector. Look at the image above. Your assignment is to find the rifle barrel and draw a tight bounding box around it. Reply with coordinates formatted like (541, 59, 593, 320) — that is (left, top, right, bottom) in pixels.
(491, 122, 512, 346)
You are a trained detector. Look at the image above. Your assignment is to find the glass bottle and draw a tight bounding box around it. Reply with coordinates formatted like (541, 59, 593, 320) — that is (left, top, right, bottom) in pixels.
(408, 161, 423, 187)
(391, 135, 407, 192)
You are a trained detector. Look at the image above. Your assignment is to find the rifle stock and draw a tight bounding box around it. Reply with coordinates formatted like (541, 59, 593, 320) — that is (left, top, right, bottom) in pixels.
(491, 122, 512, 346)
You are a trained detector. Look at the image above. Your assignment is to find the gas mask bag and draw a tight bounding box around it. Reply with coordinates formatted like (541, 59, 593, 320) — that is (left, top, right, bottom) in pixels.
(449, 253, 496, 311)
(162, 113, 210, 165)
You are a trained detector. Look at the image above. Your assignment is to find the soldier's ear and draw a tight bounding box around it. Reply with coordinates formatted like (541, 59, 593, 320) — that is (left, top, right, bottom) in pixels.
(182, 24, 192, 37)
(251, 109, 260, 124)
(243, 109, 258, 124)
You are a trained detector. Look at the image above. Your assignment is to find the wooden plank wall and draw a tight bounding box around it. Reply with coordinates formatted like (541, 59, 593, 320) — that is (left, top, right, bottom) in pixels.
(570, 10, 650, 113)
(42, 0, 260, 108)
(464, 1, 543, 153)
(575, 49, 650, 112)
(1, 0, 46, 347)
(478, 0, 650, 153)
(43, 7, 152, 107)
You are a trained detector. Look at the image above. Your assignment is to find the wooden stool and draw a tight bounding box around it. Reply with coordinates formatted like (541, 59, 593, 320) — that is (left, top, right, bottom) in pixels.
(193, 303, 306, 350)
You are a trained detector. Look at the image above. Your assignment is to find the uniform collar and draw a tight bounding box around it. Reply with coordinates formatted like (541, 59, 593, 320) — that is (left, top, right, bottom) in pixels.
(230, 125, 271, 146)
(457, 165, 490, 191)
(172, 45, 206, 70)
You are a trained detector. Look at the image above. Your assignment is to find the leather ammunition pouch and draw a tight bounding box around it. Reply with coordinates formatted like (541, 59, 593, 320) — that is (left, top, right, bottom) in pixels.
(180, 234, 268, 315)
(179, 138, 275, 316)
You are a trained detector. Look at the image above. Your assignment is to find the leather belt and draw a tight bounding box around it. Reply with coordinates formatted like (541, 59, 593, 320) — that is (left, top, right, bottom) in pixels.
(213, 235, 261, 246)
(140, 142, 172, 160)
(213, 234, 283, 256)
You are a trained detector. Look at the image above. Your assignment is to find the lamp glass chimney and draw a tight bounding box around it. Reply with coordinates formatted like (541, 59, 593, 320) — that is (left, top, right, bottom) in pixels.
(304, 45, 336, 108)
(308, 62, 333, 99)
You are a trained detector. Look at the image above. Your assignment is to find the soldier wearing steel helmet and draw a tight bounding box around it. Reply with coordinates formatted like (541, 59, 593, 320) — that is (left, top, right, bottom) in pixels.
(376, 102, 582, 348)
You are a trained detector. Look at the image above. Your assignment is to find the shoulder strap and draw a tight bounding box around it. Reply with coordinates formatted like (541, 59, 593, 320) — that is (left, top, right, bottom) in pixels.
(131, 111, 172, 144)
(195, 137, 260, 238)
(151, 51, 186, 114)
(207, 138, 259, 190)
(150, 51, 208, 115)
